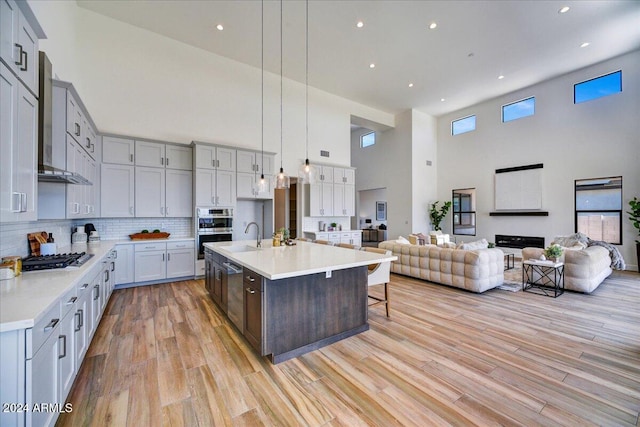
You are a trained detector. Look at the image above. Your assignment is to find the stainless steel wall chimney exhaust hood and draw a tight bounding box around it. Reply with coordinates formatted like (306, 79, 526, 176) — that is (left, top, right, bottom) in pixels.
(38, 51, 91, 185)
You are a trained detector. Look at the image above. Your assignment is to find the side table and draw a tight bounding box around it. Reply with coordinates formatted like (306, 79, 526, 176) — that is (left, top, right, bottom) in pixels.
(504, 253, 515, 271)
(522, 260, 565, 297)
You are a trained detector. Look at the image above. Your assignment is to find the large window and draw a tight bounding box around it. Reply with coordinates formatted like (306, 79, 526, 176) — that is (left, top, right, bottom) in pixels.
(360, 132, 375, 148)
(451, 115, 476, 136)
(502, 97, 535, 122)
(452, 188, 476, 236)
(575, 177, 622, 244)
(574, 70, 622, 104)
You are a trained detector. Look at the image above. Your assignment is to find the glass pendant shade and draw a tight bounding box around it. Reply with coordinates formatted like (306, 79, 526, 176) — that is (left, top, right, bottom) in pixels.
(254, 173, 267, 194)
(298, 158, 317, 184)
(274, 167, 290, 189)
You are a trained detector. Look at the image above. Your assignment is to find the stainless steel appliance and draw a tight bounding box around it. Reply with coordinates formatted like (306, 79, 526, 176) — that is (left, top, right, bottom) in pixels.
(222, 260, 243, 332)
(196, 207, 233, 260)
(22, 252, 94, 271)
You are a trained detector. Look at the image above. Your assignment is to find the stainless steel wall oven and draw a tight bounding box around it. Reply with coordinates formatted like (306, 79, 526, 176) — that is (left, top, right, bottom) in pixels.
(196, 207, 233, 259)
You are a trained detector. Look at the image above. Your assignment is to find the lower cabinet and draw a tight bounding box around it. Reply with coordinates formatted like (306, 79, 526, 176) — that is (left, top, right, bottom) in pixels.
(26, 325, 60, 427)
(58, 308, 76, 404)
(243, 268, 263, 352)
(134, 248, 166, 282)
(114, 243, 134, 285)
(167, 241, 195, 279)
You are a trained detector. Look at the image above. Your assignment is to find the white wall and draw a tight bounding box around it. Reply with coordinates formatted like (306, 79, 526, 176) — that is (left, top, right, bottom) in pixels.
(28, 1, 394, 175)
(358, 188, 387, 229)
(437, 50, 640, 269)
(411, 110, 438, 233)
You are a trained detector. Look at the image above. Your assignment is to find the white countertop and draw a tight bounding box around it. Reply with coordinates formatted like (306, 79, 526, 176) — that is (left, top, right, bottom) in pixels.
(0, 237, 195, 333)
(304, 230, 362, 234)
(205, 240, 396, 280)
(0, 241, 116, 333)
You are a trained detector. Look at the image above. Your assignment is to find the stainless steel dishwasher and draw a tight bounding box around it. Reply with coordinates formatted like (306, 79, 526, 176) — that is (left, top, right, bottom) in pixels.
(222, 260, 244, 333)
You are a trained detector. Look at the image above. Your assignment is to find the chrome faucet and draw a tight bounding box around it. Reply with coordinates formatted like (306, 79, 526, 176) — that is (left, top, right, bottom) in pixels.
(245, 222, 261, 248)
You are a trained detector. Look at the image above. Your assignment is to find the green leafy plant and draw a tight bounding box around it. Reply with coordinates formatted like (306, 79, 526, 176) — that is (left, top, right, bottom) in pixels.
(278, 227, 290, 241)
(429, 201, 452, 231)
(628, 196, 640, 244)
(488, 242, 495, 248)
(544, 244, 563, 260)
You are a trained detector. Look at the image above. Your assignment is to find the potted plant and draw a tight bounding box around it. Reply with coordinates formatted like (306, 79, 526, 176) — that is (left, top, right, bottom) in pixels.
(429, 201, 452, 231)
(544, 244, 563, 263)
(628, 196, 640, 271)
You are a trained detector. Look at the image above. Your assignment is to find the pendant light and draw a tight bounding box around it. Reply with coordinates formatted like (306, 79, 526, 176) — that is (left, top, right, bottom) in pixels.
(298, 0, 317, 184)
(275, 0, 290, 189)
(255, 0, 267, 194)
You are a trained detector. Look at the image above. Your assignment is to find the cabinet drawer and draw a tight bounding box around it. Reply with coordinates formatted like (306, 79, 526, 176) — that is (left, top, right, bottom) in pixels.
(135, 242, 167, 252)
(26, 302, 61, 358)
(59, 286, 78, 318)
(167, 241, 193, 250)
(329, 233, 340, 240)
(243, 269, 263, 291)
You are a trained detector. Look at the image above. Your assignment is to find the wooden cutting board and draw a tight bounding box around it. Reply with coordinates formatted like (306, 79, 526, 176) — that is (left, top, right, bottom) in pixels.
(28, 231, 48, 256)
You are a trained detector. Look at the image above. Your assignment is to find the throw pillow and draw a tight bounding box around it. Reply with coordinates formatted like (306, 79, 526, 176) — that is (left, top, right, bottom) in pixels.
(459, 238, 489, 250)
(395, 236, 411, 244)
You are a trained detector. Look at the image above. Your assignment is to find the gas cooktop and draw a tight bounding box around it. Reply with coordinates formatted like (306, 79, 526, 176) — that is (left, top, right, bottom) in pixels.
(22, 252, 94, 271)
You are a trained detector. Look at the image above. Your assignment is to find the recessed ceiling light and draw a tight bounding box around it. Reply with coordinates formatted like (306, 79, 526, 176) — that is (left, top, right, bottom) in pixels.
(580, 42, 590, 48)
(216, 24, 224, 31)
(440, 98, 445, 102)
(429, 22, 437, 30)
(498, 75, 505, 80)
(559, 6, 570, 14)
(408, 83, 414, 88)
(356, 21, 364, 28)
(369, 63, 375, 68)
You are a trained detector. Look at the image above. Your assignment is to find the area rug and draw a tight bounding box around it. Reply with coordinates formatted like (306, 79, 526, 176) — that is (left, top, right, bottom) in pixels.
(496, 262, 523, 292)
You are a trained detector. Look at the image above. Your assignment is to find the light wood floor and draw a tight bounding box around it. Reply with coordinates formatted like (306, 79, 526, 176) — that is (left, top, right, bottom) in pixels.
(57, 270, 640, 426)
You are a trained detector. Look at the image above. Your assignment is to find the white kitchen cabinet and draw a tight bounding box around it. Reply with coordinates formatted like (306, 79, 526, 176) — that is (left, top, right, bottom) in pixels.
(340, 231, 362, 246)
(100, 163, 135, 217)
(165, 145, 192, 170)
(135, 167, 192, 217)
(66, 91, 84, 145)
(114, 244, 135, 285)
(0, 0, 42, 96)
(91, 275, 103, 330)
(167, 241, 195, 279)
(0, 61, 38, 223)
(135, 242, 167, 282)
(333, 182, 355, 217)
(135, 166, 165, 217)
(333, 167, 355, 185)
(308, 181, 333, 217)
(102, 136, 135, 165)
(195, 168, 236, 207)
(135, 140, 165, 168)
(74, 281, 91, 369)
(165, 169, 192, 217)
(58, 307, 76, 404)
(237, 150, 274, 199)
(26, 326, 59, 427)
(195, 144, 236, 171)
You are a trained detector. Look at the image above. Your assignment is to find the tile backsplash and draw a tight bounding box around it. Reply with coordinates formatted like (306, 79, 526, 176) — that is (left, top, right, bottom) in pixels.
(0, 217, 193, 259)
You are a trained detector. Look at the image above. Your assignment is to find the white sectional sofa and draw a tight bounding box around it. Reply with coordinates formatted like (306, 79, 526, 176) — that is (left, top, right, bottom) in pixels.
(379, 241, 504, 293)
(522, 246, 612, 293)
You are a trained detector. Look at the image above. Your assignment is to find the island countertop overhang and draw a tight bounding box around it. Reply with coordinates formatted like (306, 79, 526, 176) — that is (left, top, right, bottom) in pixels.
(204, 240, 397, 280)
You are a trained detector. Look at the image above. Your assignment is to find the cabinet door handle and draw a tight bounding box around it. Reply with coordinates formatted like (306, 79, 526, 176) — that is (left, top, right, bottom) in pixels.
(78, 309, 83, 328)
(166, 206, 169, 215)
(130, 154, 134, 163)
(166, 157, 170, 166)
(81, 283, 89, 290)
(113, 250, 118, 260)
(59, 335, 67, 359)
(162, 253, 165, 261)
(75, 123, 81, 136)
(167, 253, 171, 261)
(74, 311, 82, 332)
(93, 285, 100, 300)
(10, 192, 21, 212)
(86, 137, 91, 148)
(245, 276, 255, 282)
(246, 287, 256, 294)
(66, 296, 77, 305)
(91, 143, 95, 153)
(44, 318, 60, 332)
(161, 157, 164, 166)
(105, 269, 110, 282)
(130, 206, 134, 215)
(14, 43, 24, 67)
(111, 261, 115, 272)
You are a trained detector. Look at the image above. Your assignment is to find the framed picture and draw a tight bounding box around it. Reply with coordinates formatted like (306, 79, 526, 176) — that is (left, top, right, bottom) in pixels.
(376, 201, 387, 221)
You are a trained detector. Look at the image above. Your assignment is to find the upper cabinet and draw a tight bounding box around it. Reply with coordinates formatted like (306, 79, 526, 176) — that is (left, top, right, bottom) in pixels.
(333, 167, 355, 185)
(305, 164, 356, 218)
(135, 140, 192, 170)
(0, 62, 38, 222)
(195, 144, 235, 171)
(236, 149, 275, 199)
(102, 136, 135, 165)
(0, 0, 44, 97)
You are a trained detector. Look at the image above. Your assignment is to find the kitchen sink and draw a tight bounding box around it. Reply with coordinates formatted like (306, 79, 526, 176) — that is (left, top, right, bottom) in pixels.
(222, 245, 261, 253)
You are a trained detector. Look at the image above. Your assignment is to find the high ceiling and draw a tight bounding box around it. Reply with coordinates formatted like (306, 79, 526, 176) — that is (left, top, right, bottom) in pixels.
(77, 0, 640, 117)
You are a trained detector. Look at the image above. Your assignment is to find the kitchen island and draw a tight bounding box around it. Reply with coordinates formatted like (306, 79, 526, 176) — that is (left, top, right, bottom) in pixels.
(204, 240, 396, 363)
